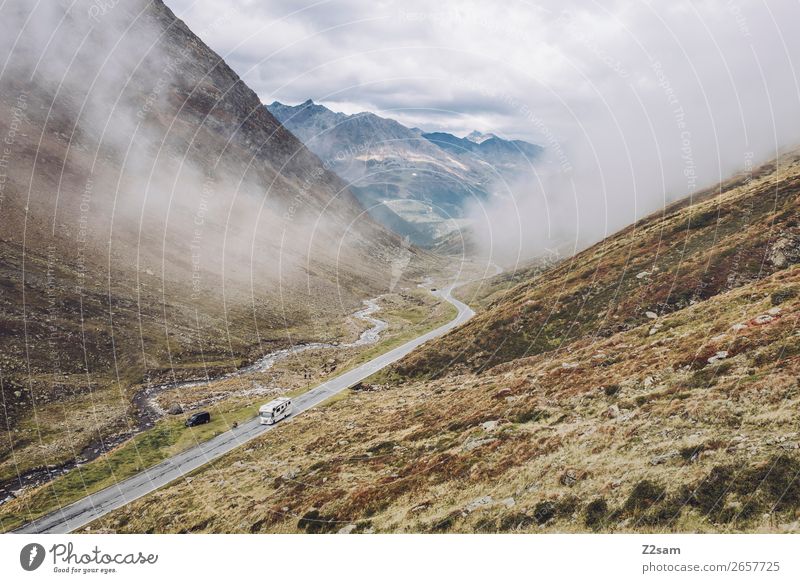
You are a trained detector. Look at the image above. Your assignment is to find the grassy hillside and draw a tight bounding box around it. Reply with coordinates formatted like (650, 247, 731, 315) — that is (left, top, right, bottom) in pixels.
(397, 153, 799, 378)
(86, 152, 800, 533)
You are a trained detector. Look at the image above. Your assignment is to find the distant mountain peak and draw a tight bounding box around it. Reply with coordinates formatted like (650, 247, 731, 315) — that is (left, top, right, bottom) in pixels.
(266, 99, 543, 247)
(465, 130, 497, 144)
(271, 98, 329, 114)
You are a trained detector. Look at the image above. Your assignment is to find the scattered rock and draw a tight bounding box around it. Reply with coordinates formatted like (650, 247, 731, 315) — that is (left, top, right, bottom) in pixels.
(707, 350, 728, 365)
(481, 420, 499, 432)
(730, 323, 748, 331)
(767, 306, 782, 316)
(167, 403, 183, 415)
(768, 233, 800, 268)
(338, 524, 356, 534)
(636, 271, 650, 279)
(281, 468, 300, 481)
(464, 495, 494, 513)
(645, 311, 658, 319)
(463, 437, 498, 451)
(752, 314, 774, 325)
(606, 405, 620, 418)
(650, 451, 680, 465)
(643, 376, 654, 389)
(649, 322, 663, 335)
(501, 497, 516, 508)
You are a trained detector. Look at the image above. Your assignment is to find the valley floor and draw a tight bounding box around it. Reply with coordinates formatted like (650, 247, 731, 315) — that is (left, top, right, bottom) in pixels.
(77, 154, 800, 534)
(88, 261, 800, 534)
(0, 279, 460, 532)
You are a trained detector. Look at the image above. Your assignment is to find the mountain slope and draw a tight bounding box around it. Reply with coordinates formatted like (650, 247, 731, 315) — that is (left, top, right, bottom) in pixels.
(88, 151, 800, 534)
(0, 0, 423, 496)
(422, 131, 542, 174)
(267, 100, 542, 247)
(397, 153, 800, 378)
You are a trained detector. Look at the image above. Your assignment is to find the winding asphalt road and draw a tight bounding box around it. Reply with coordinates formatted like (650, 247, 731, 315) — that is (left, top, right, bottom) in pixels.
(14, 283, 475, 534)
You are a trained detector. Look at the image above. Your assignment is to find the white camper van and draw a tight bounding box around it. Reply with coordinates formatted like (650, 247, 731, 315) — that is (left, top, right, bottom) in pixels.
(259, 397, 293, 425)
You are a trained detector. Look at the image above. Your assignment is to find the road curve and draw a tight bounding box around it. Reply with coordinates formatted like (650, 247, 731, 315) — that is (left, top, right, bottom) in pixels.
(14, 283, 474, 534)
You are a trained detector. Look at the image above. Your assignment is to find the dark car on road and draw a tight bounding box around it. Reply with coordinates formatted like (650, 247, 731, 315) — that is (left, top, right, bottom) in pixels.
(185, 411, 211, 427)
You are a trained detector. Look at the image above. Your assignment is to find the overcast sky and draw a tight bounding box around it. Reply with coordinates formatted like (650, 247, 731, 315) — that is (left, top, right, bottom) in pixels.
(166, 0, 799, 142)
(165, 0, 800, 257)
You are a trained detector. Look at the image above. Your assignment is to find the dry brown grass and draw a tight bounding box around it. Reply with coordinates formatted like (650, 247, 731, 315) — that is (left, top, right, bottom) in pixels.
(87, 153, 800, 533)
(90, 262, 800, 533)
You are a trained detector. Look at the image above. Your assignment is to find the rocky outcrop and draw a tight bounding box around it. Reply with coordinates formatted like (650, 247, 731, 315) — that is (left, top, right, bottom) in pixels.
(769, 232, 800, 268)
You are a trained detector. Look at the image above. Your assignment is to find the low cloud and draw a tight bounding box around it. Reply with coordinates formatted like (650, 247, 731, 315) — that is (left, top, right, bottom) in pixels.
(168, 0, 800, 264)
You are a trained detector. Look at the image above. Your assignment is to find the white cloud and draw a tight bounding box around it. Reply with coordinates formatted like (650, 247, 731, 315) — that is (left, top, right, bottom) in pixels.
(166, 0, 800, 261)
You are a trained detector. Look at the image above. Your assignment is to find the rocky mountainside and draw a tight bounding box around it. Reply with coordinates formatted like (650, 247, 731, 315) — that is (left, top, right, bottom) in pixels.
(91, 151, 800, 534)
(267, 100, 542, 246)
(0, 0, 423, 492)
(422, 131, 542, 175)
